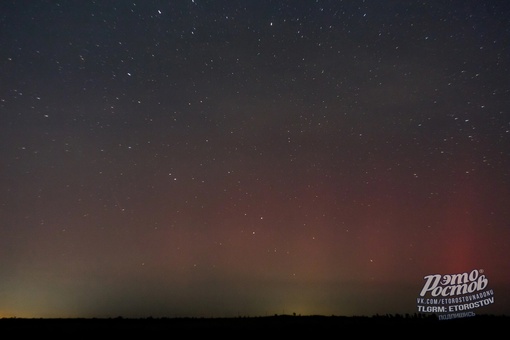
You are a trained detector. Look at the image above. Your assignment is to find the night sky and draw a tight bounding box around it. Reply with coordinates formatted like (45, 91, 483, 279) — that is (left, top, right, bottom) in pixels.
(1, 1, 509, 319)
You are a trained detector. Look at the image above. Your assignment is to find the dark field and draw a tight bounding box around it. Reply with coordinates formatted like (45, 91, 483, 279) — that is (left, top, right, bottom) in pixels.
(1, 314, 507, 335)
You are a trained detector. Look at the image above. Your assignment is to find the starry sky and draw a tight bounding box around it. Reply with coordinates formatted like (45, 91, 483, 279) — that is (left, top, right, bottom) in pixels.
(1, 1, 509, 318)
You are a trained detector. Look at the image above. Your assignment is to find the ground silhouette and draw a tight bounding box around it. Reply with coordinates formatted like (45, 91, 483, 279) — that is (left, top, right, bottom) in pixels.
(1, 313, 507, 335)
